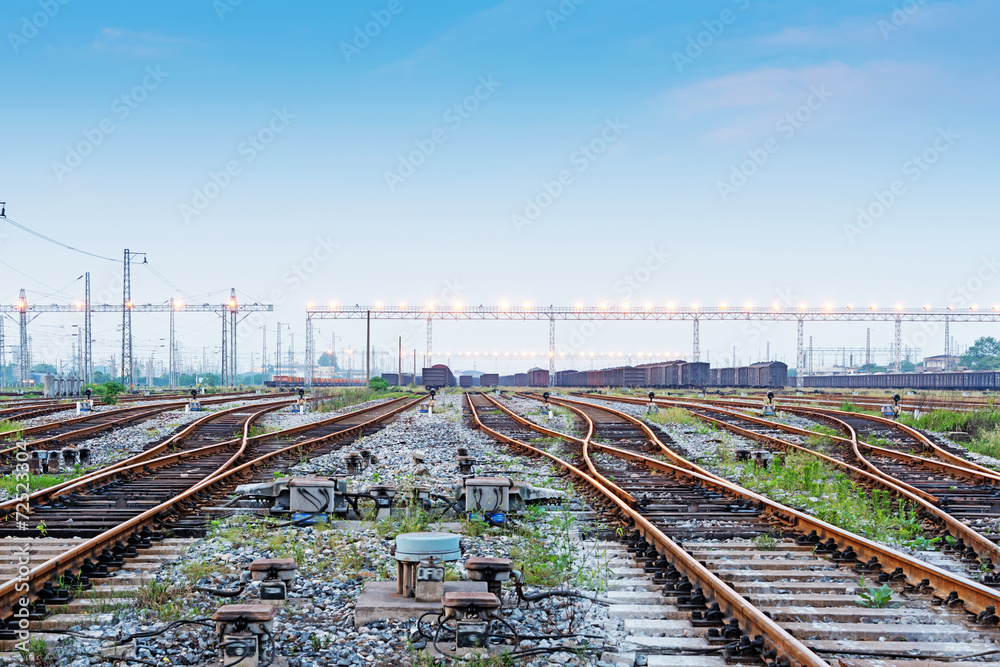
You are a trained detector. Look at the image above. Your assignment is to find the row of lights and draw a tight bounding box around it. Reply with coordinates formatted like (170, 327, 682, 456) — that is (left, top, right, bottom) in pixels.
(308, 302, 999, 312)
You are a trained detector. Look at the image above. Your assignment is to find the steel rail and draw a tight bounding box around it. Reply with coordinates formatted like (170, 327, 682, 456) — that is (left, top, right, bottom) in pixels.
(0, 396, 304, 517)
(665, 394, 998, 477)
(502, 392, 1000, 621)
(0, 394, 422, 619)
(471, 393, 830, 667)
(582, 393, 1000, 568)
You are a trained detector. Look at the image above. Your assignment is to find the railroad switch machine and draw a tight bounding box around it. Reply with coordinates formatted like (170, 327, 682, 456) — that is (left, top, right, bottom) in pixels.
(881, 394, 901, 419)
(291, 387, 308, 413)
(212, 604, 277, 667)
(186, 389, 202, 412)
(762, 391, 776, 417)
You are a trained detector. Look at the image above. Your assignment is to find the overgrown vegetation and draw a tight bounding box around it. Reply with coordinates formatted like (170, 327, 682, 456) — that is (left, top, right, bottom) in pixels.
(86, 380, 126, 405)
(0, 418, 24, 440)
(898, 407, 1000, 459)
(717, 451, 923, 545)
(508, 503, 611, 592)
(646, 407, 701, 427)
(315, 387, 409, 413)
(134, 579, 193, 621)
(837, 401, 876, 415)
(804, 424, 839, 452)
(0, 470, 84, 495)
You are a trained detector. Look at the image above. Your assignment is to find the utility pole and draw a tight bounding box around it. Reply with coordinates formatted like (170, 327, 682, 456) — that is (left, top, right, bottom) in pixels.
(0, 315, 5, 388)
(169, 297, 176, 389)
(221, 309, 228, 385)
(305, 312, 315, 389)
(229, 288, 238, 385)
(365, 309, 371, 391)
(398, 336, 402, 386)
(17, 289, 28, 385)
(866, 327, 871, 371)
(276, 323, 282, 377)
(122, 249, 145, 388)
(413, 349, 416, 385)
(262, 324, 267, 384)
(84, 272, 92, 384)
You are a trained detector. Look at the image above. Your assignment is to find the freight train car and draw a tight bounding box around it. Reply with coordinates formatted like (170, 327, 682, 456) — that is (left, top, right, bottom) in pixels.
(797, 371, 1000, 390)
(422, 365, 456, 389)
(265, 376, 366, 387)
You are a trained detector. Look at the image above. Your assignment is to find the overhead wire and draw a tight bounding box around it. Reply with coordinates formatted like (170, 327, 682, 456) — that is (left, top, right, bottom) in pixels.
(1, 215, 121, 263)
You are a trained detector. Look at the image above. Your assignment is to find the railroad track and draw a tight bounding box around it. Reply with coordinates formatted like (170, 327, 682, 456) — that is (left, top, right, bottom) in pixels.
(0, 394, 424, 622)
(578, 393, 1000, 574)
(468, 391, 1000, 667)
(0, 392, 276, 464)
(688, 389, 994, 414)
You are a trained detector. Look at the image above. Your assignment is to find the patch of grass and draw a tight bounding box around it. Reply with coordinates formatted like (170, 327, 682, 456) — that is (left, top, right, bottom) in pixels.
(899, 408, 1000, 459)
(18, 637, 58, 666)
(718, 451, 923, 545)
(508, 502, 612, 592)
(247, 424, 279, 438)
(0, 469, 86, 495)
(374, 508, 435, 539)
(134, 580, 193, 621)
(804, 424, 839, 452)
(646, 407, 700, 426)
(315, 387, 409, 413)
(838, 401, 876, 415)
(753, 533, 779, 550)
(0, 419, 25, 440)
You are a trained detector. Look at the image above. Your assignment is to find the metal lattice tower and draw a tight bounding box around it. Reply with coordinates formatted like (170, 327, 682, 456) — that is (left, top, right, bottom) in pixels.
(262, 324, 267, 384)
(796, 318, 804, 388)
(305, 313, 315, 389)
(944, 316, 950, 362)
(229, 289, 238, 385)
(895, 317, 903, 373)
(275, 323, 282, 377)
(18, 289, 29, 385)
(548, 314, 555, 386)
(866, 327, 871, 369)
(0, 315, 5, 387)
(122, 249, 133, 386)
(168, 298, 176, 389)
(426, 317, 432, 367)
(692, 318, 700, 361)
(84, 272, 92, 384)
(221, 310, 228, 385)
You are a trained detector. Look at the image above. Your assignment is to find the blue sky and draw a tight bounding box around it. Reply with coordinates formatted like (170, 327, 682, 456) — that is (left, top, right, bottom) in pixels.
(1, 0, 997, 376)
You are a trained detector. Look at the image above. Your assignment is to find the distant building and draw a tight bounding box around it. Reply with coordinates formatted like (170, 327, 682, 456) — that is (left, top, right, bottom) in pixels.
(923, 355, 960, 370)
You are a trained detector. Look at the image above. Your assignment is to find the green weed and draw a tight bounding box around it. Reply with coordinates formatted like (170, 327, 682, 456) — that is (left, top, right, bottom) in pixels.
(856, 577, 899, 608)
(718, 452, 923, 545)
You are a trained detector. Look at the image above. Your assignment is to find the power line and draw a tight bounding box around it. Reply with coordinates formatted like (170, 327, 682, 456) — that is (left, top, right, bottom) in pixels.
(1, 215, 121, 263)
